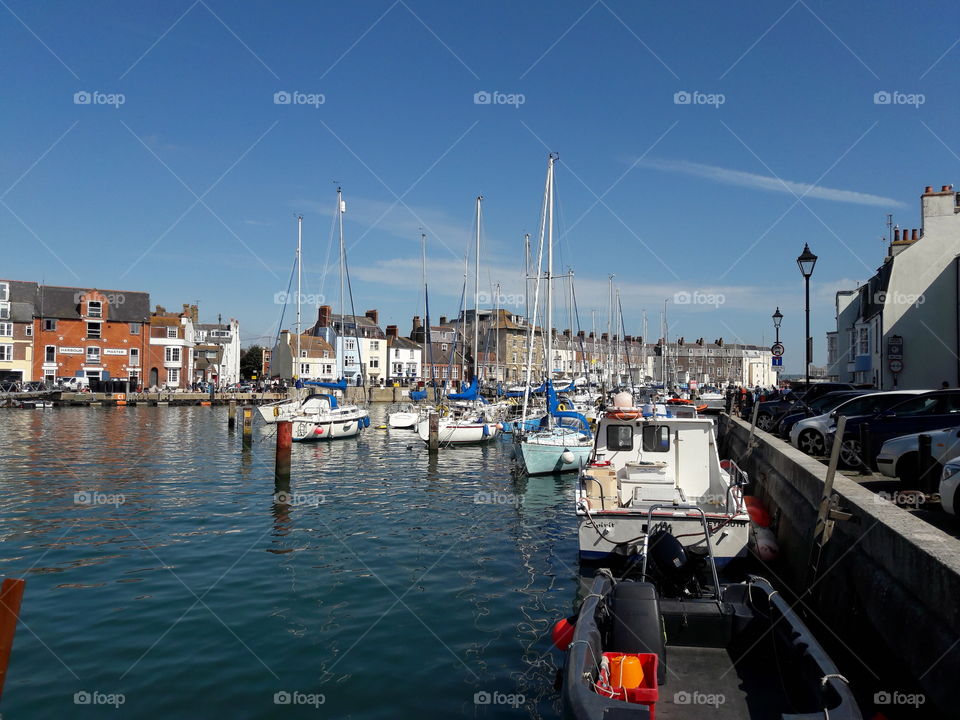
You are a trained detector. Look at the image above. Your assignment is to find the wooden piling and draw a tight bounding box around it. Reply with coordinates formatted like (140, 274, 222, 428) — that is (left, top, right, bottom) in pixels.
(0, 578, 25, 700)
(242, 407, 254, 447)
(428, 411, 439, 452)
(228, 400, 237, 430)
(275, 421, 292, 484)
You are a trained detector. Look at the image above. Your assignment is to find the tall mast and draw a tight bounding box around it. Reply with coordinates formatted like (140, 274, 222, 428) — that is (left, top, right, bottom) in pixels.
(338, 187, 345, 376)
(546, 153, 556, 426)
(473, 195, 482, 383)
(296, 214, 302, 374)
(494, 282, 500, 382)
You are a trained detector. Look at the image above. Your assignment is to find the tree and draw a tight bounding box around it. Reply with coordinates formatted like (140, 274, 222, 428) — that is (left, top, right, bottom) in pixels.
(240, 346, 264, 380)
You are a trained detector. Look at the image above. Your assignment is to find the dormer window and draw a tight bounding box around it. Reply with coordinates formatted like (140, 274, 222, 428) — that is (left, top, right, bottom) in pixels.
(0, 283, 8, 301)
(87, 300, 102, 318)
(167, 327, 177, 338)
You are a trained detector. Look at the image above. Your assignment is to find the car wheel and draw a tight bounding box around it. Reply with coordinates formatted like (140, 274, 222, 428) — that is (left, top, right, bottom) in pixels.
(756, 413, 774, 431)
(839, 439, 864, 469)
(797, 429, 826, 456)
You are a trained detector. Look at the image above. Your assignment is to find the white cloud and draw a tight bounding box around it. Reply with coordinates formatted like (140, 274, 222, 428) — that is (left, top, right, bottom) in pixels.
(640, 158, 905, 207)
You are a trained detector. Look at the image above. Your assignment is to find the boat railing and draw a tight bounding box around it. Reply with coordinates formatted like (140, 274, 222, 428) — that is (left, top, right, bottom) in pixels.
(640, 503, 722, 606)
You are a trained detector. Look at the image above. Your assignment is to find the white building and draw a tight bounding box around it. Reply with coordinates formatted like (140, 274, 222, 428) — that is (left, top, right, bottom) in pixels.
(270, 330, 336, 381)
(827, 185, 960, 389)
(195, 319, 241, 386)
(385, 325, 421, 382)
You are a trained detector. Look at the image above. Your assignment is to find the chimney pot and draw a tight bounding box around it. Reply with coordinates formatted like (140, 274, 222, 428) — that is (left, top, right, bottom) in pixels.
(439, 316, 447, 326)
(894, 228, 900, 242)
(912, 228, 918, 241)
(925, 186, 934, 194)
(386, 324, 398, 339)
(365, 309, 379, 325)
(943, 185, 951, 192)
(319, 305, 331, 328)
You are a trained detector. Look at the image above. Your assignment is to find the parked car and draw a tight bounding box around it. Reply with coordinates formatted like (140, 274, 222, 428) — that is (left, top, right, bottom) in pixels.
(750, 382, 859, 431)
(939, 457, 960, 515)
(833, 389, 960, 470)
(876, 425, 960, 488)
(792, 390, 930, 457)
(775, 390, 868, 439)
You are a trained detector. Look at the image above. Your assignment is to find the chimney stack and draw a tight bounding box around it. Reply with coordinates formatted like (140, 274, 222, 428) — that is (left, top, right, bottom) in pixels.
(925, 186, 934, 194)
(563, 328, 571, 337)
(601, 332, 609, 342)
(943, 185, 952, 192)
(386, 324, 398, 339)
(589, 332, 595, 339)
(894, 228, 900, 242)
(912, 228, 919, 241)
(577, 330, 586, 338)
(439, 316, 447, 326)
(319, 305, 331, 328)
(365, 309, 379, 325)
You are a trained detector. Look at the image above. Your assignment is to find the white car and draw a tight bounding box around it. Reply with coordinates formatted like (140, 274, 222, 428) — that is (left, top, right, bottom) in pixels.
(939, 457, 960, 515)
(789, 390, 928, 456)
(876, 426, 960, 487)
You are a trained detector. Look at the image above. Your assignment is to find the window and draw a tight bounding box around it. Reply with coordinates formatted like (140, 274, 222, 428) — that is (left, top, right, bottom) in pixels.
(300, 363, 310, 375)
(87, 322, 101, 339)
(0, 303, 8, 320)
(165, 347, 181, 363)
(167, 368, 180, 384)
(642, 425, 671, 452)
(45, 345, 55, 362)
(25, 325, 32, 337)
(370, 341, 379, 350)
(44, 319, 56, 332)
(890, 395, 940, 417)
(86, 346, 100, 363)
(0, 345, 11, 361)
(301, 351, 307, 358)
(345, 339, 356, 350)
(441, 343, 448, 352)
(130, 323, 140, 335)
(369, 358, 379, 368)
(166, 327, 178, 338)
(130, 348, 140, 367)
(0, 283, 7, 301)
(0, 322, 11, 337)
(858, 327, 869, 356)
(606, 424, 633, 451)
(206, 351, 217, 359)
(87, 300, 102, 318)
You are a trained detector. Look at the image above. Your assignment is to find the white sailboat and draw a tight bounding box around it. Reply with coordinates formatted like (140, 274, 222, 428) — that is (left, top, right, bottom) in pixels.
(517, 153, 593, 475)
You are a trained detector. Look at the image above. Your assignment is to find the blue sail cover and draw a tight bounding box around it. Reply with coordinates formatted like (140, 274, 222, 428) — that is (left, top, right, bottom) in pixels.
(410, 390, 427, 401)
(304, 379, 348, 392)
(547, 382, 591, 435)
(503, 381, 548, 398)
(447, 376, 479, 401)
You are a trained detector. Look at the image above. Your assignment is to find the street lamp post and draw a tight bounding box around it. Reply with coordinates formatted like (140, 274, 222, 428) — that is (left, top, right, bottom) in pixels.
(796, 244, 818, 389)
(772, 307, 783, 386)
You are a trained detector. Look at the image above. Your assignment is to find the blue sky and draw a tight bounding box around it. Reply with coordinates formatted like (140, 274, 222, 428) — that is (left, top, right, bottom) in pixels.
(2, 1, 959, 372)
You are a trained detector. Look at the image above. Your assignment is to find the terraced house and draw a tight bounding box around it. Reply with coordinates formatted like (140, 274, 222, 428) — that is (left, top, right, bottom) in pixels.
(0, 279, 37, 384)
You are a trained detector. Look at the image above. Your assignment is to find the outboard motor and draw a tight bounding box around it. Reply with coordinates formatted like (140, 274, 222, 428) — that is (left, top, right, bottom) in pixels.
(647, 526, 699, 597)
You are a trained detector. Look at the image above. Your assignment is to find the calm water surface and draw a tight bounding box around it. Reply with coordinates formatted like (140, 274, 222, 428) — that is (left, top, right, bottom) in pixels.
(0, 406, 581, 718)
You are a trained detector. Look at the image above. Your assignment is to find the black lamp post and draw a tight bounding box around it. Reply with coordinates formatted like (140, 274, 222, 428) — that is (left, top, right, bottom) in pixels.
(772, 307, 783, 344)
(796, 244, 818, 388)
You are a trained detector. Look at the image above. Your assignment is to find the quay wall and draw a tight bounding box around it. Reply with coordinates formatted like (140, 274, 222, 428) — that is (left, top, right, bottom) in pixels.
(1, 387, 413, 407)
(720, 414, 960, 714)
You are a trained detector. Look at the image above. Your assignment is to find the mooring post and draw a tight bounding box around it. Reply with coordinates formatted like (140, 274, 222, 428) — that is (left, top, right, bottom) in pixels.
(0, 577, 25, 700)
(428, 411, 439, 452)
(242, 407, 254, 447)
(918, 433, 933, 493)
(275, 420, 292, 485)
(859, 422, 873, 475)
(228, 400, 237, 430)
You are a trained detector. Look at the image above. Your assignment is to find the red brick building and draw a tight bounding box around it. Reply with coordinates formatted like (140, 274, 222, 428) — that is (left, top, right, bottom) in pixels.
(32, 285, 150, 385)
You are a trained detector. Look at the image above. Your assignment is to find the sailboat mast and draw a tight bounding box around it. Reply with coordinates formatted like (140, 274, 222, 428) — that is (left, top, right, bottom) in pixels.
(296, 214, 302, 372)
(337, 187, 345, 378)
(473, 195, 482, 383)
(546, 154, 555, 398)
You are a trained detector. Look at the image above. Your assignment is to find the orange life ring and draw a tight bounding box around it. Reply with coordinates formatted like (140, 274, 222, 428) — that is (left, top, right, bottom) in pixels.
(607, 410, 641, 420)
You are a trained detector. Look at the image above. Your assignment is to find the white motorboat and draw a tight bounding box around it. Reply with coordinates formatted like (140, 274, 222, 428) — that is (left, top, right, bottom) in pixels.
(258, 395, 305, 424)
(387, 402, 420, 429)
(576, 401, 750, 569)
(415, 403, 499, 445)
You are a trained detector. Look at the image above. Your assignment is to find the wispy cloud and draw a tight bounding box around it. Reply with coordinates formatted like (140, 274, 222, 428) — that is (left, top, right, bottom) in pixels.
(640, 158, 905, 207)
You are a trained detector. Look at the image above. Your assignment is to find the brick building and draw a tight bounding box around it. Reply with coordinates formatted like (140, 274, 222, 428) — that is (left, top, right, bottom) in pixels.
(0, 280, 38, 383)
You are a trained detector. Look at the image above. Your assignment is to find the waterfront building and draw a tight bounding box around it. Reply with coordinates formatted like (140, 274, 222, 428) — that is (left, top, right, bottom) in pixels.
(32, 285, 150, 386)
(194, 318, 241, 386)
(310, 305, 386, 385)
(411, 315, 468, 384)
(385, 325, 422, 383)
(827, 185, 960, 389)
(147, 305, 196, 389)
(0, 280, 37, 384)
(270, 330, 336, 381)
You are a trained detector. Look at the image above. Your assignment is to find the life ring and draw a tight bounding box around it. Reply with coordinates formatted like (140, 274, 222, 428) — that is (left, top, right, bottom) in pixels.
(557, 402, 568, 411)
(607, 410, 641, 420)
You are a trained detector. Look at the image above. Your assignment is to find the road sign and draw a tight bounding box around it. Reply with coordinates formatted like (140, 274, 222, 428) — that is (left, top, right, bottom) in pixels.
(888, 335, 903, 360)
(889, 358, 904, 374)
(771, 342, 785, 357)
(772, 356, 783, 367)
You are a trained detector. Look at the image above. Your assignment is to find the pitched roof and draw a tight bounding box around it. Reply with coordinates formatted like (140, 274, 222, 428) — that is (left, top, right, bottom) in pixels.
(1, 280, 38, 323)
(389, 336, 421, 351)
(35, 284, 150, 323)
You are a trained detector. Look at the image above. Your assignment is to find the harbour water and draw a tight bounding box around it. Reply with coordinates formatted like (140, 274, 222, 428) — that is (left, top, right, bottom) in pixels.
(0, 406, 579, 718)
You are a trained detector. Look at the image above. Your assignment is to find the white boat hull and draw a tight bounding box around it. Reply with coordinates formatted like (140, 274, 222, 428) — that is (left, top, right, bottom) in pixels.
(415, 418, 498, 445)
(258, 400, 301, 424)
(291, 409, 369, 441)
(388, 412, 419, 429)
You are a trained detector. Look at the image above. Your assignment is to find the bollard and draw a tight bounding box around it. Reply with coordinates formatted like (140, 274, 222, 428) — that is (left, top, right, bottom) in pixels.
(428, 411, 439, 452)
(858, 422, 873, 474)
(0, 577, 25, 700)
(228, 400, 237, 430)
(917, 434, 933, 493)
(242, 407, 254, 447)
(275, 420, 292, 485)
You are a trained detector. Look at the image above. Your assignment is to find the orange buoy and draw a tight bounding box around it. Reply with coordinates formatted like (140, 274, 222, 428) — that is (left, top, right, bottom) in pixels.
(551, 616, 576, 651)
(747, 505, 771, 527)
